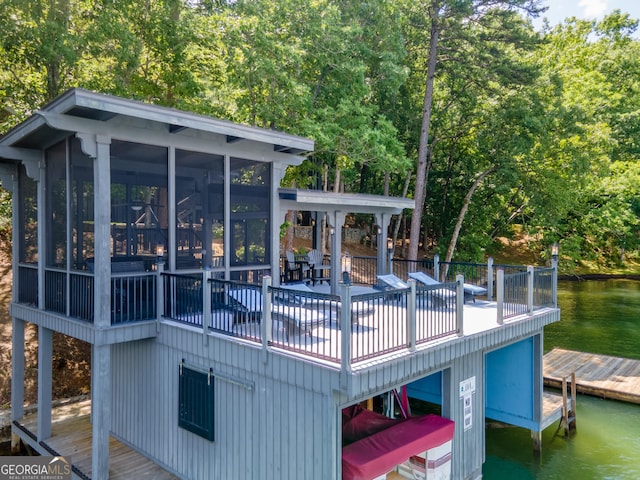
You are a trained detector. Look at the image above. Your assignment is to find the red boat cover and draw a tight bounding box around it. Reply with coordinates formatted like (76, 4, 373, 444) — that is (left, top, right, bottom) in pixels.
(342, 405, 401, 446)
(342, 414, 455, 480)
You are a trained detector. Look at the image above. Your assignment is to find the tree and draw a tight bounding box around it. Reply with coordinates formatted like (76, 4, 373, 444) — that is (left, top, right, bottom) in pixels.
(403, 0, 545, 261)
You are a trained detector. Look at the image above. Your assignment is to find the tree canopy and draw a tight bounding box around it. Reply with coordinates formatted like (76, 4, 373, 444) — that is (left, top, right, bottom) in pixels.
(1, 0, 639, 268)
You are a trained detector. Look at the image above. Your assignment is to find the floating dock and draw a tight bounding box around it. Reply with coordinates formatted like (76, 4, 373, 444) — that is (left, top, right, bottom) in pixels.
(543, 348, 640, 404)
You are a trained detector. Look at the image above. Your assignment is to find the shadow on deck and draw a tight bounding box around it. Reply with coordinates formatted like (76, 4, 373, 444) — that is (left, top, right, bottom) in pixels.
(12, 400, 177, 480)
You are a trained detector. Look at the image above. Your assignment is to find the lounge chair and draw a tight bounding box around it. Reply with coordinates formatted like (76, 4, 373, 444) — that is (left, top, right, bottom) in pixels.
(408, 271, 487, 303)
(377, 274, 409, 290)
(279, 282, 375, 325)
(227, 287, 327, 340)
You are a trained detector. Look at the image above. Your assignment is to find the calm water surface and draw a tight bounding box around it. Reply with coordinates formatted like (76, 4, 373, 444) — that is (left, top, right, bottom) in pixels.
(484, 279, 640, 480)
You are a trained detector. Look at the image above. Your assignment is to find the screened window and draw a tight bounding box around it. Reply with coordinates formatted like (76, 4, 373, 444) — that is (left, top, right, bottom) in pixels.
(110, 140, 168, 262)
(70, 137, 94, 270)
(19, 165, 38, 264)
(175, 149, 224, 270)
(230, 159, 270, 266)
(178, 363, 215, 441)
(46, 141, 67, 268)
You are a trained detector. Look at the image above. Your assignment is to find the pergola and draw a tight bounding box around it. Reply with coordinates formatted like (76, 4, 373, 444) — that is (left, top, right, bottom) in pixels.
(279, 188, 414, 294)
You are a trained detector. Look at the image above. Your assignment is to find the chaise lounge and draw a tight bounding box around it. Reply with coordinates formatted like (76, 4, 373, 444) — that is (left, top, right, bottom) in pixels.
(227, 287, 327, 340)
(408, 271, 487, 303)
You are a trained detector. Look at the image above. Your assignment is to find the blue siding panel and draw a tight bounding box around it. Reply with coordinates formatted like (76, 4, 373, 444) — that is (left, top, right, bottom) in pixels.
(485, 337, 537, 430)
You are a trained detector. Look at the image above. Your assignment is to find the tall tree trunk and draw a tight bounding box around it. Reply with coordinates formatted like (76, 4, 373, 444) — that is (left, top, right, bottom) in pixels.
(442, 166, 495, 279)
(408, 3, 441, 261)
(392, 170, 413, 257)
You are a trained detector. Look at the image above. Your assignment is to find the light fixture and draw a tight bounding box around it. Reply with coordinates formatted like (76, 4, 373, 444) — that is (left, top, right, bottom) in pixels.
(551, 243, 559, 258)
(376, 226, 382, 235)
(329, 226, 335, 236)
(156, 242, 165, 262)
(131, 200, 143, 212)
(342, 252, 352, 274)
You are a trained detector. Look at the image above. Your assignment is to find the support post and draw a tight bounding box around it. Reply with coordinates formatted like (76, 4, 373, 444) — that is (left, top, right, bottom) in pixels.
(340, 283, 352, 380)
(552, 257, 558, 309)
(11, 318, 25, 453)
(456, 275, 464, 336)
(497, 269, 504, 325)
(487, 257, 494, 301)
(262, 276, 272, 356)
(407, 280, 416, 351)
(156, 261, 164, 332)
(433, 254, 440, 282)
(37, 326, 52, 441)
(527, 265, 534, 314)
(203, 269, 212, 345)
(92, 343, 111, 480)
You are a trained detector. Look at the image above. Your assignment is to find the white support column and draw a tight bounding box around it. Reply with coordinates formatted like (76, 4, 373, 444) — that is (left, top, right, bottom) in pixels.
(329, 211, 346, 295)
(90, 134, 112, 480)
(168, 146, 176, 272)
(92, 343, 111, 480)
(11, 318, 25, 453)
(374, 213, 392, 276)
(271, 164, 287, 285)
(37, 161, 46, 309)
(433, 254, 440, 282)
(93, 135, 112, 329)
(37, 326, 53, 440)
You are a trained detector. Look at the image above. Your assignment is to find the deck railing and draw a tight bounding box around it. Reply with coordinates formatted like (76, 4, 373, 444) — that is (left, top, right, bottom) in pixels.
(17, 264, 39, 306)
(158, 273, 470, 366)
(16, 256, 557, 363)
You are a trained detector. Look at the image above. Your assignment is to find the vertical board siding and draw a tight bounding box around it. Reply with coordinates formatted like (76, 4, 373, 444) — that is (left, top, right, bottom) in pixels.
(107, 309, 558, 479)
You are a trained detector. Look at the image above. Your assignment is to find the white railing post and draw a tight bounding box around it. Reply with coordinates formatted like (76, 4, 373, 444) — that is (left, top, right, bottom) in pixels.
(497, 269, 504, 325)
(456, 275, 464, 336)
(552, 258, 558, 308)
(340, 283, 352, 377)
(156, 262, 164, 333)
(203, 269, 212, 344)
(408, 280, 416, 351)
(527, 265, 534, 314)
(487, 257, 494, 301)
(434, 254, 440, 282)
(262, 276, 272, 353)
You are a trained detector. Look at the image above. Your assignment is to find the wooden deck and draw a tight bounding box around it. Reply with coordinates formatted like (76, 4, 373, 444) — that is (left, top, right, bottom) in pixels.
(544, 348, 640, 404)
(14, 400, 178, 480)
(540, 391, 571, 431)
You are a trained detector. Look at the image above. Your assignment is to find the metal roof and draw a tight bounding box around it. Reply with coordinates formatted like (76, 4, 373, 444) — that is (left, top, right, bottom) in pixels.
(0, 88, 314, 155)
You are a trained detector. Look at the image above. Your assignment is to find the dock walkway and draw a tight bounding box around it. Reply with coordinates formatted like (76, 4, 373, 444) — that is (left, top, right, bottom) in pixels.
(543, 348, 640, 404)
(14, 400, 178, 480)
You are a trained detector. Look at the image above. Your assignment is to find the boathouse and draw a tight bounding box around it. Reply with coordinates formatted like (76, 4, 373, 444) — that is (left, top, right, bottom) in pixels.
(1, 89, 561, 480)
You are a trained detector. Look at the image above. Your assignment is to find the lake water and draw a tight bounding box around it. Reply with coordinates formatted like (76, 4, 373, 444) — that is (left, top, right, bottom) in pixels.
(483, 279, 640, 479)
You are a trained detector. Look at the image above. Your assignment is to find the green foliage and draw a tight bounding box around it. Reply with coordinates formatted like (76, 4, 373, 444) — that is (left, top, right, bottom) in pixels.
(1, 1, 640, 269)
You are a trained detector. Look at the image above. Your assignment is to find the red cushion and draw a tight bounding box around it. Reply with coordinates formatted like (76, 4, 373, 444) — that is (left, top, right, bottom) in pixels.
(342, 405, 401, 446)
(342, 414, 454, 480)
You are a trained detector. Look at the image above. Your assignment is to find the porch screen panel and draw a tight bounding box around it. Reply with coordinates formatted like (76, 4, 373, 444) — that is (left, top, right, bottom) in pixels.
(175, 149, 224, 270)
(230, 159, 270, 266)
(110, 140, 168, 261)
(70, 137, 94, 270)
(46, 140, 67, 268)
(19, 165, 38, 263)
